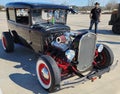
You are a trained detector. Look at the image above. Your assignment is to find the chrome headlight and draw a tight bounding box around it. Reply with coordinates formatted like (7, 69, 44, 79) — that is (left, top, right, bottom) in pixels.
(65, 50, 75, 62)
(98, 44, 104, 53)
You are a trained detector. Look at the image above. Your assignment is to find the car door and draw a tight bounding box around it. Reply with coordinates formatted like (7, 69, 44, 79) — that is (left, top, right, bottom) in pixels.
(15, 8, 31, 43)
(29, 9, 44, 53)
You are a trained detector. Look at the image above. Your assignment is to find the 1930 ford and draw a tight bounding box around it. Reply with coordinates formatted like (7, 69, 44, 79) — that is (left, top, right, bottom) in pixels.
(2, 2, 114, 92)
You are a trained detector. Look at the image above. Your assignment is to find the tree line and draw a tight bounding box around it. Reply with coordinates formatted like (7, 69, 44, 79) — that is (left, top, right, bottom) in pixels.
(0, 5, 4, 10)
(0, 0, 119, 11)
(72, 0, 119, 12)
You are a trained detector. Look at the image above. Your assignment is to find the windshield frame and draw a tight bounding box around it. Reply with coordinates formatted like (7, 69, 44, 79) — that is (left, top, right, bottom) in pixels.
(31, 8, 67, 25)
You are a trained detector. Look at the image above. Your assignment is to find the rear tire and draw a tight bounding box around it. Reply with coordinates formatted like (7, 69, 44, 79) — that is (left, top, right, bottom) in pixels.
(112, 25, 120, 34)
(95, 44, 114, 69)
(2, 32, 14, 52)
(36, 55, 61, 92)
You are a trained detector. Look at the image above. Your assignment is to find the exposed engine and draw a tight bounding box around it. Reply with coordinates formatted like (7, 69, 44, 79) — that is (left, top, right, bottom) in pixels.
(51, 32, 80, 62)
(45, 31, 96, 75)
(45, 31, 82, 63)
(51, 32, 74, 51)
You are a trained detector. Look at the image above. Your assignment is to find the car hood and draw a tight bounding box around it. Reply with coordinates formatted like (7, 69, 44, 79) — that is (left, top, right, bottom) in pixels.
(33, 23, 70, 32)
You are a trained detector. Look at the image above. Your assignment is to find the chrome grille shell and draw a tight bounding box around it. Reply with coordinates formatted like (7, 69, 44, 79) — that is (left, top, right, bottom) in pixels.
(77, 32, 96, 72)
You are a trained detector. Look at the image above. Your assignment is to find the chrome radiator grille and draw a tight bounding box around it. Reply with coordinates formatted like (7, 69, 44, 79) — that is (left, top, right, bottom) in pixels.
(77, 33, 96, 72)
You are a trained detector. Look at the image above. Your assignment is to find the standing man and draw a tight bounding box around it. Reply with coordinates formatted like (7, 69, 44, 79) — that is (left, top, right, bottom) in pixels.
(89, 2, 101, 34)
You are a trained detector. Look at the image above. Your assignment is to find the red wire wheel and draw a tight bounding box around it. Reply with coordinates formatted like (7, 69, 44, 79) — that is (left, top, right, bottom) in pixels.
(2, 32, 14, 52)
(95, 44, 114, 69)
(2, 36, 7, 50)
(36, 55, 61, 92)
(38, 63, 51, 86)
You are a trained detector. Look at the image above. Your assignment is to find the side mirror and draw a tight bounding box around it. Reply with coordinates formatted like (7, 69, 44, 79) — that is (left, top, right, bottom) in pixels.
(68, 8, 77, 14)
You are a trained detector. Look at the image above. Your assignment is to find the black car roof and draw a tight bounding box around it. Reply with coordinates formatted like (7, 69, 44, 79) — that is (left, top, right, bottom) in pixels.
(6, 2, 69, 9)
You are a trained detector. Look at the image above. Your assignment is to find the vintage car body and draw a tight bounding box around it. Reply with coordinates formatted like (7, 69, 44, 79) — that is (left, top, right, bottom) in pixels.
(2, 2, 114, 92)
(5, 2, 70, 53)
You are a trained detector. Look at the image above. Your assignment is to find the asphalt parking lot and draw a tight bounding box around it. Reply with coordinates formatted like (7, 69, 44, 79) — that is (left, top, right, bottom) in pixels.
(0, 11, 120, 94)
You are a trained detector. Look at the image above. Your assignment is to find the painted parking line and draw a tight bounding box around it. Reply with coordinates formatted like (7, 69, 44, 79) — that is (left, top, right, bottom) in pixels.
(0, 88, 2, 94)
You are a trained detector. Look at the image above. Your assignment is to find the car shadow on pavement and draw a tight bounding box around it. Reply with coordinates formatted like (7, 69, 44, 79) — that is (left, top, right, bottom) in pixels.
(98, 40, 120, 45)
(77, 29, 119, 35)
(0, 40, 48, 94)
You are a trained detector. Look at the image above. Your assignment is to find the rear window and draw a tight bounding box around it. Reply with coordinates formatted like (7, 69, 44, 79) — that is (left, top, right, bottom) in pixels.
(16, 8, 29, 25)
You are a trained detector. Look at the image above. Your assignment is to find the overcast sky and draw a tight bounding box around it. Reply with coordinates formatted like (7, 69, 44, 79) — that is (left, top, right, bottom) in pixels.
(0, 0, 120, 6)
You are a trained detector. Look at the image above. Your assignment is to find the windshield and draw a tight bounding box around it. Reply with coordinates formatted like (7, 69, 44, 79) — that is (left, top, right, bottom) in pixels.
(31, 9, 66, 25)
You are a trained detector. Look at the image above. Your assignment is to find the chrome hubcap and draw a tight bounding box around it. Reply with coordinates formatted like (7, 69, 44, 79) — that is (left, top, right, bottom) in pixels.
(41, 67, 49, 80)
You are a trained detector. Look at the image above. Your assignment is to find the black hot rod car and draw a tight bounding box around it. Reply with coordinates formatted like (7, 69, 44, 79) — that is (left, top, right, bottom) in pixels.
(2, 2, 114, 92)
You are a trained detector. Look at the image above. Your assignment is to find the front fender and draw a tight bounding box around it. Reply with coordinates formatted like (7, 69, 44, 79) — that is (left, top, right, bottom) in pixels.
(96, 43, 114, 66)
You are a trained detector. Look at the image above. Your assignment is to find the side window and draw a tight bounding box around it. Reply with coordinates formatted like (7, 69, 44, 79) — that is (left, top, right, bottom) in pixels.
(16, 8, 29, 25)
(8, 8, 15, 21)
(32, 9, 42, 24)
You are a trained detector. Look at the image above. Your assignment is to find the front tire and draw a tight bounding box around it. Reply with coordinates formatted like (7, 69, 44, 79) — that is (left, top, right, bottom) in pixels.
(36, 55, 61, 92)
(95, 44, 114, 69)
(2, 32, 14, 52)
